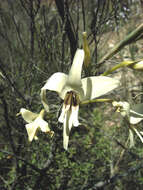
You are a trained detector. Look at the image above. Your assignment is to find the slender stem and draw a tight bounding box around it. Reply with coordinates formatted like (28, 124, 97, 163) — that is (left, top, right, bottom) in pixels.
(55, 0, 77, 58)
(0, 150, 41, 173)
(0, 59, 27, 103)
(99, 23, 143, 64)
(81, 0, 86, 31)
(114, 137, 129, 173)
(102, 60, 139, 76)
(80, 98, 113, 105)
(132, 127, 143, 143)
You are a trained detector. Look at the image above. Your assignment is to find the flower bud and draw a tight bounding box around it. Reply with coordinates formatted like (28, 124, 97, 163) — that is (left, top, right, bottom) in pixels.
(83, 32, 90, 67)
(129, 60, 143, 70)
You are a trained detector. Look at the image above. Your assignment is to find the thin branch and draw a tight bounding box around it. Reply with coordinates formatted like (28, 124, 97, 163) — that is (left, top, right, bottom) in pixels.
(75, 0, 79, 43)
(0, 150, 41, 173)
(82, 160, 143, 190)
(81, 0, 86, 31)
(0, 58, 27, 103)
(19, 0, 30, 16)
(55, 0, 77, 58)
(0, 175, 11, 190)
(115, 139, 141, 160)
(99, 23, 143, 64)
(7, 0, 28, 54)
(32, 133, 61, 189)
(0, 96, 16, 154)
(113, 138, 129, 174)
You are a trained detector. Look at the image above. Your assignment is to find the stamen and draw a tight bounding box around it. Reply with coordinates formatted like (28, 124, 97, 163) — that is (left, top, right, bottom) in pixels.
(64, 91, 72, 106)
(64, 91, 80, 109)
(72, 92, 79, 106)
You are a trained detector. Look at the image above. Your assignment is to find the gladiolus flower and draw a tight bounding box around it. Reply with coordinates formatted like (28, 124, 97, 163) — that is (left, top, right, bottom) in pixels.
(42, 49, 120, 150)
(113, 101, 143, 146)
(18, 108, 53, 141)
(112, 101, 143, 124)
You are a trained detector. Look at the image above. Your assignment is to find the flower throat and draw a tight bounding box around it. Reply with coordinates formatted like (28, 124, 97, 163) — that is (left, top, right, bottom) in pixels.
(64, 91, 80, 109)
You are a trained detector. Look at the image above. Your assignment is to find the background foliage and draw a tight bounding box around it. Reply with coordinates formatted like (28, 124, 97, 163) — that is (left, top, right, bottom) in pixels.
(0, 0, 143, 189)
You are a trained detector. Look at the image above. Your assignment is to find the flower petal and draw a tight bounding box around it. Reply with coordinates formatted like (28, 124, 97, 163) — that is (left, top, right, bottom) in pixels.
(112, 101, 130, 117)
(130, 103, 143, 118)
(61, 85, 84, 101)
(20, 108, 38, 123)
(129, 117, 143, 124)
(42, 72, 68, 99)
(25, 122, 38, 142)
(129, 129, 134, 148)
(63, 110, 71, 150)
(34, 136, 38, 140)
(130, 60, 143, 70)
(70, 106, 80, 128)
(132, 127, 143, 143)
(67, 49, 84, 87)
(62, 106, 80, 150)
(58, 104, 70, 123)
(25, 117, 50, 141)
(81, 76, 120, 101)
(129, 104, 143, 124)
(63, 127, 69, 150)
(37, 117, 50, 132)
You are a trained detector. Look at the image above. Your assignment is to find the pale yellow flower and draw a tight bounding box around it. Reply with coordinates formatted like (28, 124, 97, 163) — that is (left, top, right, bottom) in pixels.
(112, 101, 143, 124)
(42, 49, 120, 150)
(113, 101, 143, 145)
(18, 108, 53, 141)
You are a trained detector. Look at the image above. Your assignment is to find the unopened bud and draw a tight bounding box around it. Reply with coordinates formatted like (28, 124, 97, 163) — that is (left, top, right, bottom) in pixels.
(129, 60, 143, 71)
(83, 32, 91, 67)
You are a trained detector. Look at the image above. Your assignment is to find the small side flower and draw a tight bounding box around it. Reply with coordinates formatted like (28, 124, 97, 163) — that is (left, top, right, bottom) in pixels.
(112, 101, 143, 146)
(112, 101, 143, 124)
(17, 108, 54, 141)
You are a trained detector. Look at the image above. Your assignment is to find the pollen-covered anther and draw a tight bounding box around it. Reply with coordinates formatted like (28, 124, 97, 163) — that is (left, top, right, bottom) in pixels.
(64, 91, 80, 110)
(115, 106, 122, 113)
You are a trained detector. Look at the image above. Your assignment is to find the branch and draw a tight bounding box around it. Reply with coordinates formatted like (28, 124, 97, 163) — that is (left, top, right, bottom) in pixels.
(0, 96, 16, 154)
(0, 150, 41, 173)
(54, 0, 77, 58)
(81, 0, 86, 31)
(114, 139, 140, 159)
(99, 23, 143, 64)
(82, 160, 143, 190)
(0, 58, 27, 103)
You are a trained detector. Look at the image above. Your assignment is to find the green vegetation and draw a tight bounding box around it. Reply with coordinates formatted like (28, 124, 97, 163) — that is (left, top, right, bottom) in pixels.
(0, 0, 143, 189)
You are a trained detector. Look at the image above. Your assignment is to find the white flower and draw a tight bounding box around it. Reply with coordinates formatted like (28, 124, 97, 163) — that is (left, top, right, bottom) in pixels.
(18, 108, 53, 141)
(42, 49, 120, 150)
(112, 101, 143, 124)
(112, 101, 143, 146)
(112, 101, 130, 117)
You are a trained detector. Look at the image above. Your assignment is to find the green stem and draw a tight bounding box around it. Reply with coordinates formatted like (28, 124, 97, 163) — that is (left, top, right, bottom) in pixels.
(102, 60, 137, 76)
(99, 23, 143, 64)
(80, 98, 113, 105)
